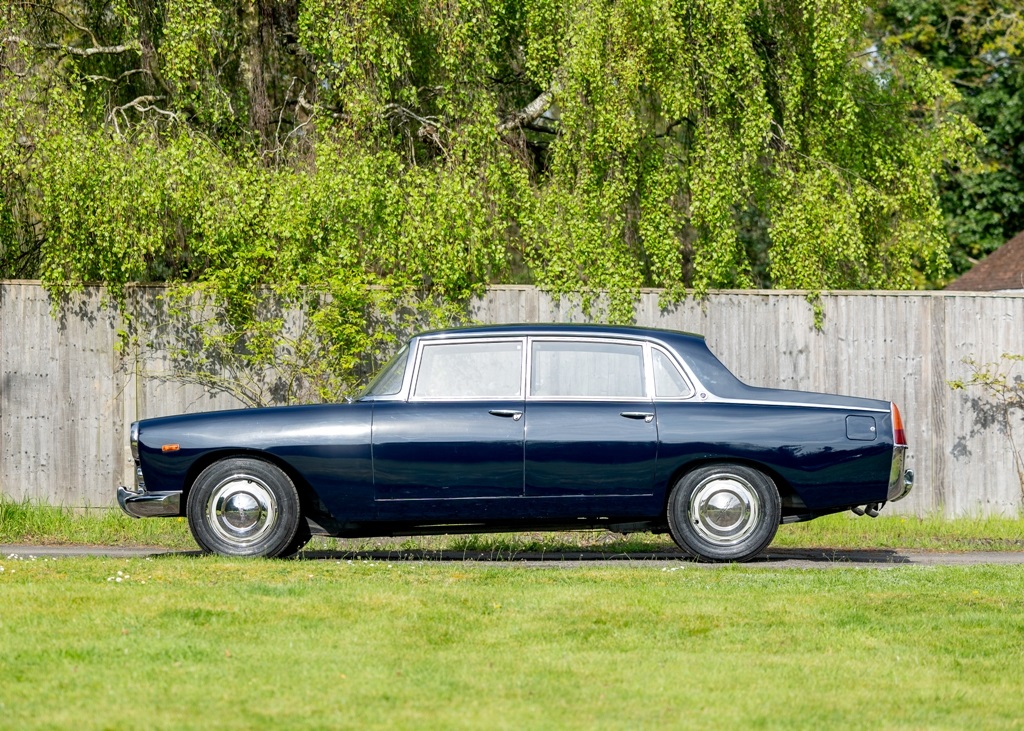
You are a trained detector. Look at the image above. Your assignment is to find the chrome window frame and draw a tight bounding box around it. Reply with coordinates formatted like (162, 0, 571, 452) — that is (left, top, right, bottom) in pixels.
(649, 344, 696, 400)
(391, 331, 709, 404)
(525, 336, 654, 403)
(407, 336, 528, 402)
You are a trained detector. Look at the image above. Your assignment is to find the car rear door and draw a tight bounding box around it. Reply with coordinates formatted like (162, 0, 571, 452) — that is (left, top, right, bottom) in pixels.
(524, 338, 658, 507)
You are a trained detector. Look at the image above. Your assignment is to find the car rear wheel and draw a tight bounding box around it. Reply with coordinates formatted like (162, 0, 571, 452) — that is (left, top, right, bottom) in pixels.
(187, 457, 302, 558)
(666, 464, 781, 562)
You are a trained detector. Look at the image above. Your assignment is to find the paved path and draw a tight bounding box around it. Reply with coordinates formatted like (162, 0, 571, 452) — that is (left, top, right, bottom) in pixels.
(4, 544, 1024, 568)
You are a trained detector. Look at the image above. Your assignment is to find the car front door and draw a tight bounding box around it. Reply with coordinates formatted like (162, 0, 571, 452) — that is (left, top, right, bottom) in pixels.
(524, 339, 658, 510)
(372, 338, 526, 519)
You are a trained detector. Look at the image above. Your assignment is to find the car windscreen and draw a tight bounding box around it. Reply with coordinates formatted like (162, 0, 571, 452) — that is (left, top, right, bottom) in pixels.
(358, 345, 409, 399)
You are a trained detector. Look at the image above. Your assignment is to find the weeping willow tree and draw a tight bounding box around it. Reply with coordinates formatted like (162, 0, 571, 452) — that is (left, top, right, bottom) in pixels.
(0, 0, 978, 400)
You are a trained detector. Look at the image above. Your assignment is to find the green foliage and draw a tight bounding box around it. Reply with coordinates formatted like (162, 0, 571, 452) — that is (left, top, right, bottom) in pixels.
(0, 1, 982, 400)
(874, 1, 1024, 279)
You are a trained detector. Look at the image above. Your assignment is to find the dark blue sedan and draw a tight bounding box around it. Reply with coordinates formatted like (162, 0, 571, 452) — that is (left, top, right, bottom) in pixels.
(117, 325, 913, 562)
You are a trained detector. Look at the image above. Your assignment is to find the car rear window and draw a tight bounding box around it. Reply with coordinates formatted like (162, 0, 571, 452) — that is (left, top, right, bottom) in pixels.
(531, 341, 645, 398)
(652, 348, 693, 398)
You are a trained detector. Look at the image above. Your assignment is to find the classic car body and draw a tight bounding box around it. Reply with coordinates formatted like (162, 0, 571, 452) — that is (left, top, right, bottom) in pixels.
(118, 324, 913, 561)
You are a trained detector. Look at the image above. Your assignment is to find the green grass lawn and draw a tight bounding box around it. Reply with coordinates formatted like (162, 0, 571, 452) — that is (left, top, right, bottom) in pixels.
(2, 556, 1023, 729)
(2, 498, 1023, 553)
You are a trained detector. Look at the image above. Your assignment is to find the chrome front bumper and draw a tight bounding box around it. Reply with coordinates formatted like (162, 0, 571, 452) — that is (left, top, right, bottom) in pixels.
(117, 486, 182, 518)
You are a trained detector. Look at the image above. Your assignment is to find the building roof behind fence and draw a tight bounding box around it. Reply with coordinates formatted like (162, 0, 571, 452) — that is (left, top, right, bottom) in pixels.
(946, 230, 1024, 292)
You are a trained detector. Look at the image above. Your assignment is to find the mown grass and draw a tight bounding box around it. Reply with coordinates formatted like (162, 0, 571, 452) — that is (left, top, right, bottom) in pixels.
(1, 556, 1023, 729)
(0, 498, 197, 549)
(2, 498, 1023, 553)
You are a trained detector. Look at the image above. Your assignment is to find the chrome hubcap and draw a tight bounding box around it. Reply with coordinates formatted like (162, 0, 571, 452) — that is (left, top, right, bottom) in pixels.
(689, 474, 760, 547)
(207, 475, 278, 546)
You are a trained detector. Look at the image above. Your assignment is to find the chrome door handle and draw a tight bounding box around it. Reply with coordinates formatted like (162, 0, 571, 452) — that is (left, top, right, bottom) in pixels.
(620, 411, 654, 423)
(489, 409, 523, 421)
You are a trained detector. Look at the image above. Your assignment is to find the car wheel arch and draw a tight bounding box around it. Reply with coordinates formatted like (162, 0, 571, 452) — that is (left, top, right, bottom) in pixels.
(182, 449, 316, 517)
(662, 458, 794, 515)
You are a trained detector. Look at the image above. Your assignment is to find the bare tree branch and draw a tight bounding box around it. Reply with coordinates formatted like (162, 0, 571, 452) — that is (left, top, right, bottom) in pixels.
(524, 119, 558, 135)
(4, 36, 140, 57)
(84, 68, 150, 85)
(42, 41, 140, 57)
(498, 86, 557, 133)
(384, 102, 446, 131)
(384, 103, 451, 157)
(107, 95, 180, 135)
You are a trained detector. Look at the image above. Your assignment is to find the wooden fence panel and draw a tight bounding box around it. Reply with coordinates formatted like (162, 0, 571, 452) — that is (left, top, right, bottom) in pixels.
(1, 284, 126, 506)
(2, 282, 1023, 516)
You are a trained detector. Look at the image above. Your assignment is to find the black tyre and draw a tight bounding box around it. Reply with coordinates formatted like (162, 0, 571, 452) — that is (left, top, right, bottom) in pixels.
(186, 457, 302, 558)
(667, 463, 781, 562)
(280, 522, 312, 558)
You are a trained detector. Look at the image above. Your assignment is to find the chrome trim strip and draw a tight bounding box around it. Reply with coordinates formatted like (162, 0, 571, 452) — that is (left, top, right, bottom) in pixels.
(526, 396, 653, 403)
(117, 486, 182, 518)
(376, 493, 654, 502)
(690, 395, 890, 413)
(129, 422, 139, 460)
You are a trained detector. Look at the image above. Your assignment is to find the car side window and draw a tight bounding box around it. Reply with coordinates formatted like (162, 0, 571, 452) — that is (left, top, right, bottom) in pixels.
(652, 348, 693, 398)
(531, 340, 646, 398)
(414, 341, 523, 399)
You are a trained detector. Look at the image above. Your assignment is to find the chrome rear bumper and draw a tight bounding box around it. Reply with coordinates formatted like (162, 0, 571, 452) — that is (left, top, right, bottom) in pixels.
(117, 486, 182, 518)
(887, 445, 914, 502)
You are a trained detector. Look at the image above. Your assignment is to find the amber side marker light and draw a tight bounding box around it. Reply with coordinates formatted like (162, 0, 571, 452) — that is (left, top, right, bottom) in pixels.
(891, 403, 906, 446)
(161, 444, 180, 453)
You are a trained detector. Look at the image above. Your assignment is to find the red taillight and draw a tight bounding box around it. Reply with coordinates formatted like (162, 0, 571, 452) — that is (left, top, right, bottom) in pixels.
(891, 402, 906, 446)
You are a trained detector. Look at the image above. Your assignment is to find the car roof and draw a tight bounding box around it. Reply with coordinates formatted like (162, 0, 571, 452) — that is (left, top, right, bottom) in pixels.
(415, 323, 706, 344)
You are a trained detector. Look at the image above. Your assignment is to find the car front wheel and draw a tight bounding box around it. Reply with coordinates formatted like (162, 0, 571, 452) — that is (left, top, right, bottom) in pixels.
(187, 457, 303, 558)
(667, 464, 781, 562)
